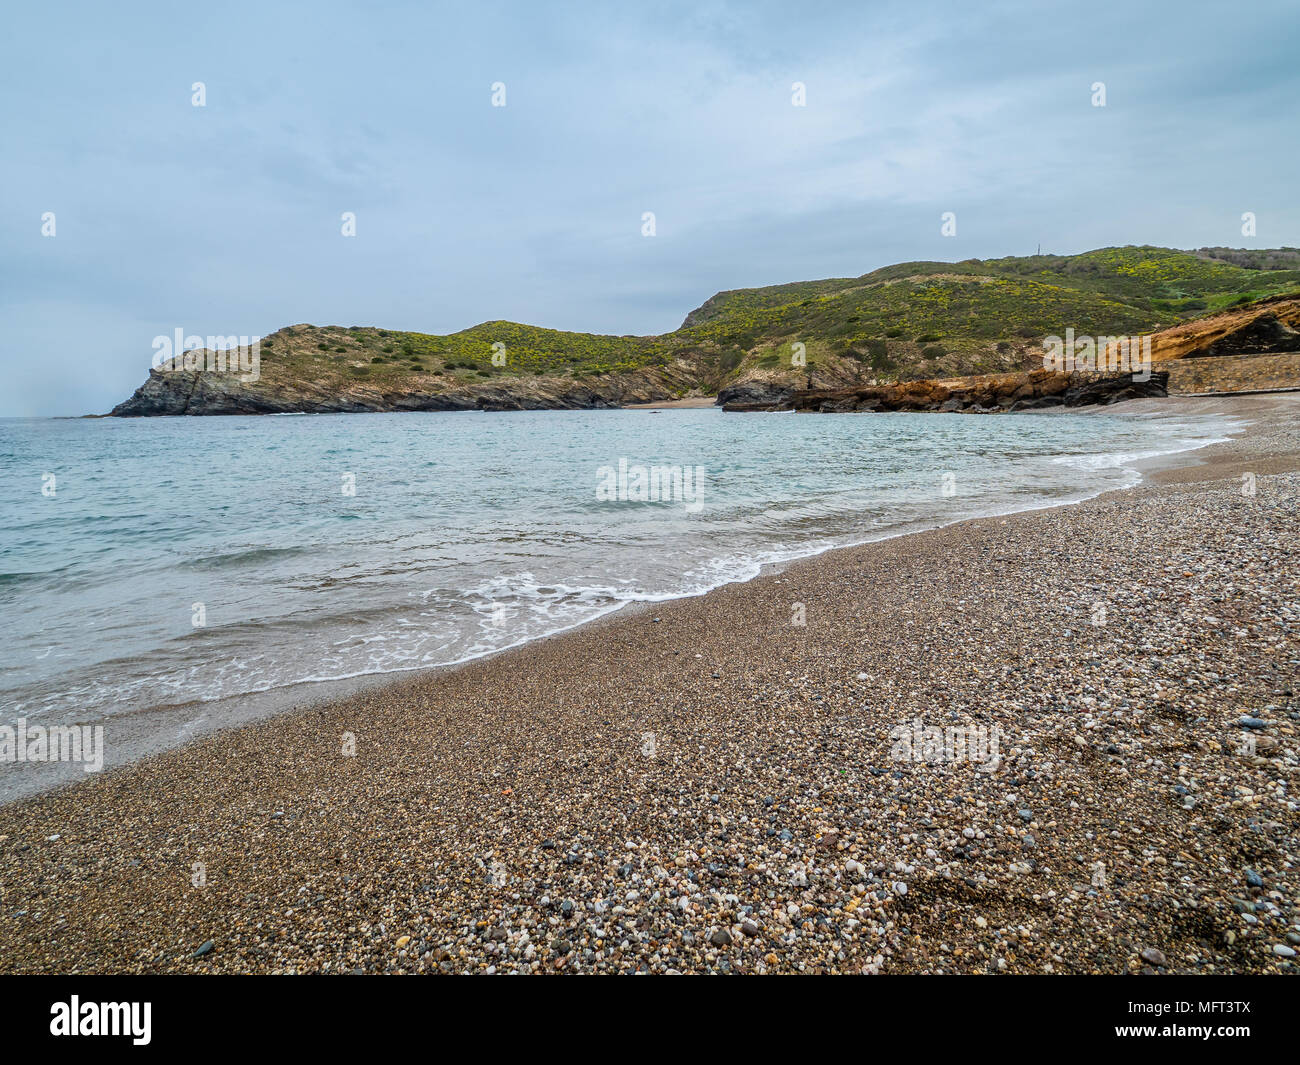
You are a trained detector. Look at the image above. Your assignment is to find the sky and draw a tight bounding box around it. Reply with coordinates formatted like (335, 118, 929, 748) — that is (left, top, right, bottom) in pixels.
(1, 0, 1296, 416)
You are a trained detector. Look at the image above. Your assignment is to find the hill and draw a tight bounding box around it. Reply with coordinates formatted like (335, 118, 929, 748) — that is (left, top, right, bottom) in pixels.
(109, 245, 1300, 415)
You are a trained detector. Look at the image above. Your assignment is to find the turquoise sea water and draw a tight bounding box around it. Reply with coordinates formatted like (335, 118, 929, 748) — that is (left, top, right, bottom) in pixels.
(0, 406, 1234, 725)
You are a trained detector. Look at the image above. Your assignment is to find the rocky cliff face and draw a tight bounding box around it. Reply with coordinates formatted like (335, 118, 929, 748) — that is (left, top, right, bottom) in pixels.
(722, 369, 1169, 414)
(721, 298, 1299, 415)
(109, 352, 703, 416)
(713, 363, 866, 409)
(108, 329, 867, 416)
(1149, 295, 1300, 361)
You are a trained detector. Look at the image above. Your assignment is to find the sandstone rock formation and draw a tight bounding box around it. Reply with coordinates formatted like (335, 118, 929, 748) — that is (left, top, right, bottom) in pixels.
(1149, 295, 1300, 361)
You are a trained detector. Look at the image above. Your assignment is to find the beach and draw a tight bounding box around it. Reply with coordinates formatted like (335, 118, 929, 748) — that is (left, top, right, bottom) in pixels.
(1, 393, 1297, 974)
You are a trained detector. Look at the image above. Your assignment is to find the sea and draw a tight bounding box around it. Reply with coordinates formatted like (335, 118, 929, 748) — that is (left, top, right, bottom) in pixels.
(0, 405, 1236, 727)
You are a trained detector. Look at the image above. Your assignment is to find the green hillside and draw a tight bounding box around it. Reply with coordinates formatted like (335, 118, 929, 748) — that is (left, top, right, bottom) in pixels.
(670, 245, 1300, 380)
(259, 246, 1300, 389)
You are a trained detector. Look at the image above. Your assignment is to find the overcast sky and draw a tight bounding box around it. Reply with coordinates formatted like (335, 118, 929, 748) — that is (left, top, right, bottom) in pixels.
(2, 0, 1296, 416)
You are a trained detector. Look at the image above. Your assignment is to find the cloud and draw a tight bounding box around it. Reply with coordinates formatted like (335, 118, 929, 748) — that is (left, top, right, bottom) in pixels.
(1, 0, 1297, 414)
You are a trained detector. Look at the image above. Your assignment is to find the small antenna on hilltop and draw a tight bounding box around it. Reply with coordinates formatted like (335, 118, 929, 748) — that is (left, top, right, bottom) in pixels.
(1036, 243, 1041, 256)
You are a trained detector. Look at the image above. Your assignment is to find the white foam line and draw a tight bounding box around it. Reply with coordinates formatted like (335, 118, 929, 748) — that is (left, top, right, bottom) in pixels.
(30, 409, 1242, 716)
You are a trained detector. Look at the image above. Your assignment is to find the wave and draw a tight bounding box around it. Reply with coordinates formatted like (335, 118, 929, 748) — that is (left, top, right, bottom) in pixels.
(178, 544, 315, 570)
(0, 407, 1241, 724)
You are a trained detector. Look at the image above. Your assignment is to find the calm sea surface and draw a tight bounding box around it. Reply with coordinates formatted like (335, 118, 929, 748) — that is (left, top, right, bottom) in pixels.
(0, 406, 1234, 725)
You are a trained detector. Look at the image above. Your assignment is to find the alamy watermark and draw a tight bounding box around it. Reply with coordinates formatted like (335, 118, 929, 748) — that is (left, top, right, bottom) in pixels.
(1, 717, 104, 773)
(889, 717, 1003, 771)
(596, 458, 706, 513)
(50, 996, 150, 1045)
(1042, 329, 1151, 382)
(152, 328, 261, 382)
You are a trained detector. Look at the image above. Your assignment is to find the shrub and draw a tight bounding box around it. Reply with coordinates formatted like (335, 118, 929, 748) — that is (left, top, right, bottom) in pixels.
(869, 349, 896, 372)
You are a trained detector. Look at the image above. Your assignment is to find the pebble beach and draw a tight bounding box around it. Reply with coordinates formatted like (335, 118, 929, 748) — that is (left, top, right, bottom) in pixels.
(1, 394, 1297, 974)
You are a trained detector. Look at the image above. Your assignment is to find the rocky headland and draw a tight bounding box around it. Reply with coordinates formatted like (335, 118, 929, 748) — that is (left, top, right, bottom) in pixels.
(106, 248, 1300, 417)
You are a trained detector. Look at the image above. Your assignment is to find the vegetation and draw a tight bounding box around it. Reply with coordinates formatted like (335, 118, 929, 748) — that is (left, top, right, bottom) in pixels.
(253, 246, 1300, 391)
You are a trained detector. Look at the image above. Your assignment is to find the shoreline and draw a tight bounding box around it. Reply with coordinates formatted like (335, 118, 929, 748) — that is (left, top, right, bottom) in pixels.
(1, 392, 1297, 973)
(0, 395, 1271, 807)
(0, 397, 1251, 806)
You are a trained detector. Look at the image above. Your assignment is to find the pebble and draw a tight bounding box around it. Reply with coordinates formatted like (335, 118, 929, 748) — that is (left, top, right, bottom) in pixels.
(2, 417, 1297, 976)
